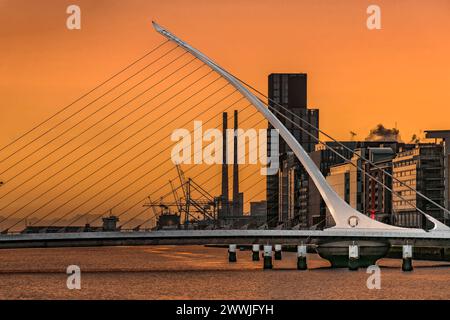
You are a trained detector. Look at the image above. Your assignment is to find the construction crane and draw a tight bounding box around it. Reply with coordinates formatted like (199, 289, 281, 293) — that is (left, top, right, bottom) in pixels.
(143, 165, 218, 229)
(175, 164, 217, 222)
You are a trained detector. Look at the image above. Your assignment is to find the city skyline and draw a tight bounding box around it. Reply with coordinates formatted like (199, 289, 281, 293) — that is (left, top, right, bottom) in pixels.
(1, 1, 450, 226)
(0, 1, 449, 303)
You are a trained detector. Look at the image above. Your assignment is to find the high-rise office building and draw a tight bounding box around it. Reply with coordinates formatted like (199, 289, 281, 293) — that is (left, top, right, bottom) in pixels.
(425, 130, 450, 215)
(324, 142, 413, 227)
(392, 144, 446, 228)
(266, 73, 319, 227)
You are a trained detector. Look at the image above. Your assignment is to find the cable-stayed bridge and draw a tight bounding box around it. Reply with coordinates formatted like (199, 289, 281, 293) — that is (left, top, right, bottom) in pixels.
(0, 22, 449, 268)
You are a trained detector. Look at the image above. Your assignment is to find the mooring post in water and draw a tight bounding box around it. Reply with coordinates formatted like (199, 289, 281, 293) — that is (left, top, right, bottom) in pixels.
(252, 244, 260, 261)
(402, 244, 413, 272)
(348, 242, 359, 271)
(297, 243, 307, 270)
(228, 244, 237, 262)
(274, 244, 282, 260)
(263, 245, 273, 269)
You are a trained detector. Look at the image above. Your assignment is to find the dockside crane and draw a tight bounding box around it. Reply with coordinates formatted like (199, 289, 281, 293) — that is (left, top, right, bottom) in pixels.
(143, 165, 218, 229)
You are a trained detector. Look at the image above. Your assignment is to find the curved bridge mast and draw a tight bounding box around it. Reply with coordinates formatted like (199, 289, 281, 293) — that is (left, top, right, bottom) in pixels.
(152, 21, 449, 232)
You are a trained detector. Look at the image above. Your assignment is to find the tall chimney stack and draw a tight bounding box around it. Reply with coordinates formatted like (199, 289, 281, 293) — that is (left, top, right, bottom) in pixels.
(233, 110, 240, 216)
(221, 112, 229, 217)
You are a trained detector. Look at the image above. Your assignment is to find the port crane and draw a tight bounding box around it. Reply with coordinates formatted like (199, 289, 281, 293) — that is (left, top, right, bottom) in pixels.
(143, 165, 218, 229)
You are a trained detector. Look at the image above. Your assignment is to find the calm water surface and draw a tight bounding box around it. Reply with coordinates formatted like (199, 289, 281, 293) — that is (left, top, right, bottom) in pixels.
(0, 245, 449, 299)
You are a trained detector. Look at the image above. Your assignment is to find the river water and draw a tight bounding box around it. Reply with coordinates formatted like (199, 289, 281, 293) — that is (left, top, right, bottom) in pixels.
(0, 245, 449, 299)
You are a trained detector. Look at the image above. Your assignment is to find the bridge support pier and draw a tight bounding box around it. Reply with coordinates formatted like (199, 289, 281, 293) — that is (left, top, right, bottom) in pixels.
(228, 244, 237, 262)
(252, 244, 260, 261)
(263, 245, 273, 269)
(274, 244, 282, 260)
(348, 243, 359, 271)
(402, 244, 413, 272)
(297, 244, 307, 270)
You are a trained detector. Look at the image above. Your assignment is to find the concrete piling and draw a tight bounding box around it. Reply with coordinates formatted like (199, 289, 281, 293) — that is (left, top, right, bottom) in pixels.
(228, 244, 237, 262)
(402, 244, 413, 272)
(252, 244, 260, 261)
(348, 243, 359, 271)
(274, 244, 282, 260)
(297, 244, 307, 270)
(263, 245, 273, 269)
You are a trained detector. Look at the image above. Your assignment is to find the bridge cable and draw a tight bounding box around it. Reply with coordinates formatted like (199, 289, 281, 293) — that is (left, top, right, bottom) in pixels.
(132, 68, 437, 229)
(55, 86, 243, 229)
(140, 120, 266, 213)
(116, 114, 267, 227)
(2, 68, 219, 229)
(269, 105, 437, 226)
(57, 103, 266, 230)
(0, 39, 170, 155)
(15, 78, 232, 231)
(122, 166, 265, 229)
(0, 50, 191, 192)
(116, 117, 265, 227)
(0, 60, 205, 216)
(232, 76, 450, 219)
(137, 102, 263, 199)
(2, 70, 223, 230)
(0, 42, 175, 167)
(42, 92, 247, 231)
(90, 102, 263, 226)
(0, 55, 199, 205)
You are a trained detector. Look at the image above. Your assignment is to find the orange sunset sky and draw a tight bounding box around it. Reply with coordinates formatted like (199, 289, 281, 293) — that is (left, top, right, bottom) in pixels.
(0, 0, 449, 227)
(1, 0, 450, 142)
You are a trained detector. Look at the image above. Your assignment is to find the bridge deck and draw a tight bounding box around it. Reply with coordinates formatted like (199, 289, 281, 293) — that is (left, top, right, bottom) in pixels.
(0, 229, 449, 249)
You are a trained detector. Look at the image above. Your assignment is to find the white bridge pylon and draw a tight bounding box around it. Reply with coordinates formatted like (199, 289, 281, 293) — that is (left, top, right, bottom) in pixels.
(152, 21, 450, 232)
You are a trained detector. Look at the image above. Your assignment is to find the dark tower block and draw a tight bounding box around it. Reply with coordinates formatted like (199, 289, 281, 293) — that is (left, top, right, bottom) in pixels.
(266, 73, 319, 228)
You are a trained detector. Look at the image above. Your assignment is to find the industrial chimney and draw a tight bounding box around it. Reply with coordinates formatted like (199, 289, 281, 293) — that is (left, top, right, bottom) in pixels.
(233, 110, 240, 216)
(221, 112, 229, 217)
